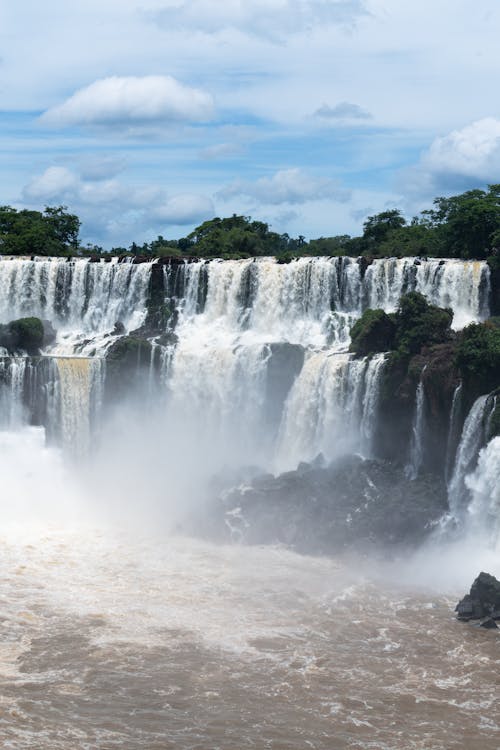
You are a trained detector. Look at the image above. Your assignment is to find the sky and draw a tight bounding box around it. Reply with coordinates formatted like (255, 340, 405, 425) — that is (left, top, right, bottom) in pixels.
(1, 0, 500, 248)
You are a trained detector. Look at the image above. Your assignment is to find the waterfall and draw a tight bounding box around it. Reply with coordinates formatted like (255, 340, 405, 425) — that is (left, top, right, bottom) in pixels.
(444, 383, 463, 484)
(413, 259, 490, 328)
(275, 352, 381, 471)
(0, 356, 27, 427)
(447, 394, 494, 518)
(465, 436, 500, 547)
(405, 369, 427, 480)
(359, 352, 386, 456)
(0, 257, 155, 354)
(53, 357, 104, 456)
(0, 255, 493, 464)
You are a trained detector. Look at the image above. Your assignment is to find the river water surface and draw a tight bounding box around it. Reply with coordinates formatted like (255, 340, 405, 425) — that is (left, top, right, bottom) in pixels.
(0, 524, 499, 750)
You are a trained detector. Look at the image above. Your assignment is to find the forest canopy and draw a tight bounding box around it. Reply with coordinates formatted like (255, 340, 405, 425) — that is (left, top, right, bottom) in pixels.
(1, 185, 500, 261)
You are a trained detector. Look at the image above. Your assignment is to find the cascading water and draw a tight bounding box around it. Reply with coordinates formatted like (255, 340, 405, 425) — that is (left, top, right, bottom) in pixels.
(52, 357, 104, 456)
(447, 394, 495, 519)
(444, 383, 463, 484)
(0, 257, 155, 354)
(465, 436, 500, 547)
(405, 368, 427, 480)
(0, 356, 27, 427)
(275, 352, 384, 471)
(359, 352, 386, 456)
(159, 256, 489, 473)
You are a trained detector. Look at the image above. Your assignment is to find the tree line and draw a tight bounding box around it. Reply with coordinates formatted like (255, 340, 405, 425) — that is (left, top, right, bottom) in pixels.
(1, 185, 500, 261)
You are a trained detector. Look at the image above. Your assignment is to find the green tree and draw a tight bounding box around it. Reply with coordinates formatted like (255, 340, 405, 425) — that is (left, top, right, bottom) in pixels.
(362, 210, 407, 248)
(422, 185, 500, 258)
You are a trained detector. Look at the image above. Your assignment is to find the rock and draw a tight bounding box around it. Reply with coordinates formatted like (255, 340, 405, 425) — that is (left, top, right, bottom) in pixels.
(455, 594, 483, 621)
(41, 319, 57, 346)
(199, 455, 448, 554)
(479, 617, 498, 629)
(455, 572, 500, 621)
(113, 321, 125, 335)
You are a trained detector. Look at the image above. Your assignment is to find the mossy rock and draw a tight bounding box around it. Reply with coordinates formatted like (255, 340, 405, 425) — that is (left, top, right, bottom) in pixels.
(106, 336, 152, 366)
(349, 308, 396, 356)
(455, 321, 500, 401)
(394, 292, 453, 358)
(0, 317, 44, 354)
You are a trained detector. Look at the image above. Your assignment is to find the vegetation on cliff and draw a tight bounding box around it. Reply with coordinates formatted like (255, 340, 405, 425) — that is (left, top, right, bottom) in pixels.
(0, 316, 45, 355)
(1, 185, 499, 262)
(350, 292, 453, 359)
(455, 321, 500, 398)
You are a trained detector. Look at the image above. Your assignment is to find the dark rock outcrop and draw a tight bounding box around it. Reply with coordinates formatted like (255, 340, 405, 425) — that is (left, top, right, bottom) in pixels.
(200, 455, 448, 555)
(455, 572, 500, 621)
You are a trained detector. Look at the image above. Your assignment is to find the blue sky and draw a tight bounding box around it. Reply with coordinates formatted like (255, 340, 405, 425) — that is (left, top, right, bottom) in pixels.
(1, 0, 500, 247)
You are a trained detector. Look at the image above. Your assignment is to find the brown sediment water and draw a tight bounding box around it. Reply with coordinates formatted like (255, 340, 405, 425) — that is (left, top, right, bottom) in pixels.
(0, 529, 497, 750)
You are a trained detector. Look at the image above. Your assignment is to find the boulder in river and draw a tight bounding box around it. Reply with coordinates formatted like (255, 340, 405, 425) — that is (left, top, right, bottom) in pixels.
(455, 572, 500, 621)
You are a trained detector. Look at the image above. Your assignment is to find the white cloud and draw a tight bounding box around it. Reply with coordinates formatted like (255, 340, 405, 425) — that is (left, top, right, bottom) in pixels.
(41, 75, 215, 128)
(399, 118, 500, 201)
(218, 168, 350, 205)
(150, 0, 368, 37)
(422, 118, 500, 181)
(24, 167, 79, 201)
(314, 101, 372, 120)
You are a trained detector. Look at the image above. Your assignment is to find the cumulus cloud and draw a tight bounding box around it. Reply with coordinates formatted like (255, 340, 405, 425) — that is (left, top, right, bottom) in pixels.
(217, 167, 350, 205)
(421, 118, 500, 181)
(150, 0, 368, 37)
(314, 101, 372, 120)
(41, 75, 215, 129)
(401, 118, 500, 198)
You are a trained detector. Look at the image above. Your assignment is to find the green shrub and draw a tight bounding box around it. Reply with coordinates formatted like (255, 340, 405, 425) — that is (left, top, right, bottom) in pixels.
(350, 309, 396, 356)
(9, 317, 44, 354)
(455, 322, 500, 395)
(394, 292, 453, 358)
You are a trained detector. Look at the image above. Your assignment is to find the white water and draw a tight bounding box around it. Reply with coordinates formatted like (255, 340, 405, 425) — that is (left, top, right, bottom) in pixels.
(465, 437, 500, 547)
(447, 395, 492, 518)
(275, 352, 382, 471)
(0, 257, 154, 354)
(445, 383, 463, 484)
(405, 369, 427, 480)
(359, 352, 386, 456)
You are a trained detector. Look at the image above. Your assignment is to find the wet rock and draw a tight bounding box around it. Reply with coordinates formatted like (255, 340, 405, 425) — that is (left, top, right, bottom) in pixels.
(200, 455, 448, 554)
(479, 617, 498, 629)
(41, 319, 57, 346)
(455, 572, 500, 621)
